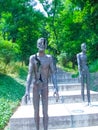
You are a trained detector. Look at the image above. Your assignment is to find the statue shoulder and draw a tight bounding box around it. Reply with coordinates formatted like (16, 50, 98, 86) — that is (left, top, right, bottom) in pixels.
(45, 54, 51, 58)
(77, 52, 81, 58)
(29, 54, 35, 59)
(46, 54, 53, 60)
(29, 54, 36, 63)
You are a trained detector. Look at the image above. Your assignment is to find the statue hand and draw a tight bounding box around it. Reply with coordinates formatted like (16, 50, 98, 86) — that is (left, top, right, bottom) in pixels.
(23, 92, 30, 104)
(53, 91, 59, 102)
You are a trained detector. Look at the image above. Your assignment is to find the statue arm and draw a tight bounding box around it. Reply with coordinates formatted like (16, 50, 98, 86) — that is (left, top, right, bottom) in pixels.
(25, 55, 34, 96)
(76, 54, 81, 76)
(50, 56, 59, 102)
(50, 56, 58, 92)
(51, 71, 58, 93)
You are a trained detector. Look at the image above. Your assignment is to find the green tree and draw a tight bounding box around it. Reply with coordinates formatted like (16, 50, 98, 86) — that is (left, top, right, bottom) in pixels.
(0, 36, 20, 66)
(0, 0, 47, 64)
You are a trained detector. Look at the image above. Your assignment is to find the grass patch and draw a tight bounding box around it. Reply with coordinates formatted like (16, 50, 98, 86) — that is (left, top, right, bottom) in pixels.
(0, 72, 25, 130)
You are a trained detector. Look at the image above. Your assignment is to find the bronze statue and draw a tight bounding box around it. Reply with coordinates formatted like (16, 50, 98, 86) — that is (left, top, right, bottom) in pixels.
(77, 43, 91, 106)
(24, 38, 59, 130)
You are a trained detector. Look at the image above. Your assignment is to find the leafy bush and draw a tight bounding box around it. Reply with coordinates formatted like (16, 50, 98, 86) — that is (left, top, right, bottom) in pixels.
(89, 60, 98, 72)
(57, 52, 69, 67)
(0, 37, 20, 66)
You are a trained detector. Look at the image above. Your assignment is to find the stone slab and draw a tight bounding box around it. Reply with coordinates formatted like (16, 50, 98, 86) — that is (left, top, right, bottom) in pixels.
(49, 83, 81, 91)
(9, 102, 98, 130)
(49, 125, 98, 130)
(26, 90, 98, 105)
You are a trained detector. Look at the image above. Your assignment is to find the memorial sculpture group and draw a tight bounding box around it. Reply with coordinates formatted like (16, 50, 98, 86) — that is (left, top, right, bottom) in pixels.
(23, 38, 91, 130)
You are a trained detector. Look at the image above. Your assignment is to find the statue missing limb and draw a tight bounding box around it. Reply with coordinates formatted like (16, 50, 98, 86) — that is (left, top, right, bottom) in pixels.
(77, 43, 91, 106)
(24, 38, 59, 130)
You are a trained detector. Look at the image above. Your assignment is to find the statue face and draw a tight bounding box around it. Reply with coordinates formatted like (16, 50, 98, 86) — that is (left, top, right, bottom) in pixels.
(81, 43, 86, 52)
(37, 38, 47, 51)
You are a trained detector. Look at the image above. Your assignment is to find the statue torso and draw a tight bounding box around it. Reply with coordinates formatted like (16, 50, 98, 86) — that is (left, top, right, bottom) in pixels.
(79, 52, 89, 73)
(31, 54, 53, 83)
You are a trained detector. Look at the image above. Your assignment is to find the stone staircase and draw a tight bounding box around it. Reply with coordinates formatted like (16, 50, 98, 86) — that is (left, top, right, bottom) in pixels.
(9, 69, 98, 130)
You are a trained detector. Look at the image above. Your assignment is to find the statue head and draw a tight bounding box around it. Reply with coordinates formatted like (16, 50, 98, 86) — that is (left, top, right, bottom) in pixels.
(81, 43, 86, 52)
(37, 38, 47, 51)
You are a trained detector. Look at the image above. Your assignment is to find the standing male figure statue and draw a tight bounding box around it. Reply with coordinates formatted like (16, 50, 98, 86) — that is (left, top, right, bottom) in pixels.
(76, 43, 91, 106)
(24, 37, 59, 130)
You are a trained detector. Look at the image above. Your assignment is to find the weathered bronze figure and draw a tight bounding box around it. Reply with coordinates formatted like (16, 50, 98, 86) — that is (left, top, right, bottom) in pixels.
(77, 43, 91, 106)
(24, 38, 59, 130)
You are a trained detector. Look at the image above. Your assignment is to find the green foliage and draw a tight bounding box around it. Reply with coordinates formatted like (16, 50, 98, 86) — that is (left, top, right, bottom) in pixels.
(89, 60, 98, 73)
(90, 71, 98, 92)
(57, 52, 68, 67)
(9, 62, 28, 80)
(0, 0, 98, 69)
(0, 37, 20, 66)
(45, 0, 98, 67)
(0, 100, 10, 130)
(0, 0, 47, 65)
(0, 74, 25, 101)
(0, 61, 27, 129)
(0, 73, 25, 129)
(0, 98, 18, 130)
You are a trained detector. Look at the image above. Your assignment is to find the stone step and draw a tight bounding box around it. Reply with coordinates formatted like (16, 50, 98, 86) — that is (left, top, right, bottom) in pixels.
(48, 90, 98, 104)
(49, 83, 81, 91)
(22, 90, 98, 105)
(29, 83, 81, 93)
(48, 126, 98, 130)
(50, 69, 79, 84)
(9, 102, 98, 130)
(53, 77, 79, 84)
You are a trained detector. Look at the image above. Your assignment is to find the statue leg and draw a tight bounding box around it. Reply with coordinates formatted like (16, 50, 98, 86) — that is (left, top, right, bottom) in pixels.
(86, 73, 91, 103)
(81, 74, 85, 102)
(41, 84, 48, 130)
(33, 84, 40, 130)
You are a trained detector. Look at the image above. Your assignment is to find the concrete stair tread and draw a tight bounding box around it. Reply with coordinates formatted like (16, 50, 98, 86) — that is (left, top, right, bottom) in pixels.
(11, 104, 69, 119)
(11, 102, 98, 119)
(49, 83, 80, 85)
(29, 90, 98, 97)
(26, 90, 98, 105)
(49, 125, 98, 130)
(49, 90, 98, 96)
(49, 83, 81, 87)
(30, 83, 81, 92)
(10, 102, 98, 129)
